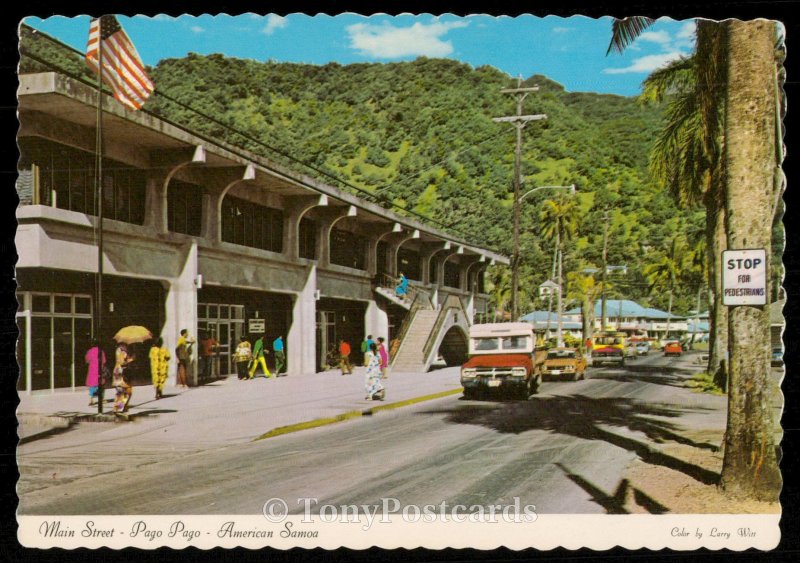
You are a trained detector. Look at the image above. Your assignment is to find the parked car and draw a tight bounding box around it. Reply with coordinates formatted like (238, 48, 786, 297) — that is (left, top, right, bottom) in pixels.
(772, 347, 784, 367)
(664, 341, 683, 357)
(635, 341, 650, 356)
(541, 347, 587, 381)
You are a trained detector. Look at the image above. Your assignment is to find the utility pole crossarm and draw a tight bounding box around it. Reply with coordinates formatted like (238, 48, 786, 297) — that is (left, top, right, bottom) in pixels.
(500, 86, 540, 94)
(492, 115, 547, 123)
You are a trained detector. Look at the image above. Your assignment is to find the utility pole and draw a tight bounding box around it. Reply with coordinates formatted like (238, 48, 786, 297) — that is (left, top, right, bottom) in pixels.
(556, 229, 564, 347)
(600, 209, 609, 331)
(493, 76, 547, 321)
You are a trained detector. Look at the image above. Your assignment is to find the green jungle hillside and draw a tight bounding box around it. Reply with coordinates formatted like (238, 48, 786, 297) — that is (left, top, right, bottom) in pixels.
(20, 25, 707, 316)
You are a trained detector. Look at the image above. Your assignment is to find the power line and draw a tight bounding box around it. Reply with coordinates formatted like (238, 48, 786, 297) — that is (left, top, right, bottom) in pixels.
(19, 25, 488, 243)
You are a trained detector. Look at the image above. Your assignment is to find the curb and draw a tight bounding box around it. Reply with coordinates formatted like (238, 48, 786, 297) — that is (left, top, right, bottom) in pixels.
(254, 387, 462, 441)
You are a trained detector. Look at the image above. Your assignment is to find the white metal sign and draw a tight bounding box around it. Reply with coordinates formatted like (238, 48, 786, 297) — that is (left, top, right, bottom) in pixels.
(722, 249, 767, 306)
(248, 318, 266, 333)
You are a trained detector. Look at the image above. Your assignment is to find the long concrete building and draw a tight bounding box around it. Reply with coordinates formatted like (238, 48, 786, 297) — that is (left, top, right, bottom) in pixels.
(15, 72, 507, 393)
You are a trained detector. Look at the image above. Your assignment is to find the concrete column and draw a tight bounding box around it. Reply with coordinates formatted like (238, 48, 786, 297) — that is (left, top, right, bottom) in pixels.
(420, 242, 448, 286)
(459, 255, 482, 293)
(386, 229, 420, 279)
(365, 300, 390, 341)
(143, 172, 169, 234)
(288, 265, 318, 376)
(366, 222, 401, 277)
(315, 205, 357, 269)
(205, 164, 256, 242)
(163, 241, 199, 385)
(282, 194, 327, 260)
(145, 145, 207, 235)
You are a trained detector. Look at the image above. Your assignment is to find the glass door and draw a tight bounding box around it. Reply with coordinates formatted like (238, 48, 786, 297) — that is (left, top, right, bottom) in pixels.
(216, 321, 230, 376)
(53, 317, 74, 389)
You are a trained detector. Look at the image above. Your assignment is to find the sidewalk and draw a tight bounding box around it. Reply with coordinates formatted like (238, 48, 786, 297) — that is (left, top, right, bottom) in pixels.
(17, 365, 463, 447)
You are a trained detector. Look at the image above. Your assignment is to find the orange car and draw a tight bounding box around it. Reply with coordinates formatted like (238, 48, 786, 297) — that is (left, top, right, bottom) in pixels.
(664, 341, 683, 357)
(542, 347, 588, 381)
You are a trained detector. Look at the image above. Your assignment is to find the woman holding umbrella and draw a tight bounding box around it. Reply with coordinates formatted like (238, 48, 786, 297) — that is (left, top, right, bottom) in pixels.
(113, 325, 152, 413)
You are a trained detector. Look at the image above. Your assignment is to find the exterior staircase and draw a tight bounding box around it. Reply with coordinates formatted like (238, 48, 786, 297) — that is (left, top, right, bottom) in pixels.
(390, 309, 440, 372)
(374, 285, 412, 310)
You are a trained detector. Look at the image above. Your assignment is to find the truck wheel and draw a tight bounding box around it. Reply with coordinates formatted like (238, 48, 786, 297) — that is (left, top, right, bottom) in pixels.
(463, 388, 477, 400)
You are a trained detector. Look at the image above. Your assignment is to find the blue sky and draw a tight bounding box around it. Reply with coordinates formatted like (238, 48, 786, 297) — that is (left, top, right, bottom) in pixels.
(24, 13, 696, 96)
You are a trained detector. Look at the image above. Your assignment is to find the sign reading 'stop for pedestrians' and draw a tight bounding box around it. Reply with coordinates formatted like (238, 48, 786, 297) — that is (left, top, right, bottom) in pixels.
(722, 249, 767, 306)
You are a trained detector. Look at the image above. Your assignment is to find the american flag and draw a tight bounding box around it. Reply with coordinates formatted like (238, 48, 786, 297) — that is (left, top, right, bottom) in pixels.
(86, 15, 154, 110)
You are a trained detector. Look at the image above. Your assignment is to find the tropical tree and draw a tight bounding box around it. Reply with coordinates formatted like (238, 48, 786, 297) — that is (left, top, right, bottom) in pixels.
(639, 20, 729, 388)
(539, 196, 580, 344)
(609, 16, 783, 501)
(567, 268, 602, 350)
(642, 236, 687, 339)
(718, 19, 782, 501)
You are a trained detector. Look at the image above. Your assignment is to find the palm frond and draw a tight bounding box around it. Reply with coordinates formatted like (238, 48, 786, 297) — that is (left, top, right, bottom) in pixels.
(607, 16, 656, 55)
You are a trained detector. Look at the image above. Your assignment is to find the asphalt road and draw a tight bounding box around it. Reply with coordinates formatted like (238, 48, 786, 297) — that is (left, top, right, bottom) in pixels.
(19, 352, 729, 515)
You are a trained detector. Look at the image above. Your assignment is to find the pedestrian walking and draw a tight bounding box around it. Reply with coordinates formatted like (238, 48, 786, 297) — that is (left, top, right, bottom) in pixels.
(273, 335, 286, 376)
(361, 334, 374, 366)
(249, 334, 272, 378)
(199, 331, 218, 381)
(175, 328, 195, 388)
(234, 336, 252, 380)
(377, 336, 389, 379)
(339, 339, 353, 375)
(149, 337, 170, 400)
(395, 272, 409, 300)
(364, 342, 385, 401)
(112, 343, 134, 413)
(84, 339, 107, 407)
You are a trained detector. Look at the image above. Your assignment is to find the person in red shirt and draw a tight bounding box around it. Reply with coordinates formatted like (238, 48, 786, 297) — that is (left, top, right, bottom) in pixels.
(339, 339, 353, 375)
(200, 331, 218, 380)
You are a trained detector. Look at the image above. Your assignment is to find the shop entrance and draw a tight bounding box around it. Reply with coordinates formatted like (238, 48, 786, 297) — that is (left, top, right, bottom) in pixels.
(315, 298, 367, 371)
(198, 303, 245, 377)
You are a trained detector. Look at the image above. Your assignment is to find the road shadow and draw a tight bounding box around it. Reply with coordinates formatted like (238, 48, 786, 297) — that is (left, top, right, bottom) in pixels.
(555, 463, 670, 515)
(420, 394, 721, 486)
(588, 363, 700, 389)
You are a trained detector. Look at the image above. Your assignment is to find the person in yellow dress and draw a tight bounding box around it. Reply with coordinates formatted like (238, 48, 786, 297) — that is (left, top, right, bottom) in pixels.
(149, 337, 170, 400)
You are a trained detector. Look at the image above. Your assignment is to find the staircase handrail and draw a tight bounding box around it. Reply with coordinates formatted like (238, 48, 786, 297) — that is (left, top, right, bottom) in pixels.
(422, 294, 467, 361)
(376, 273, 429, 305)
(390, 290, 434, 363)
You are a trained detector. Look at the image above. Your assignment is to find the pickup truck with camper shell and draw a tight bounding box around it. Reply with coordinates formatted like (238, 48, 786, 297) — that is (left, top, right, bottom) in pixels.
(460, 322, 547, 400)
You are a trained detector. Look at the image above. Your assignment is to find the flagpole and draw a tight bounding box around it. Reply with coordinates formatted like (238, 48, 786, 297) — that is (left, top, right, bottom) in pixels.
(95, 16, 105, 415)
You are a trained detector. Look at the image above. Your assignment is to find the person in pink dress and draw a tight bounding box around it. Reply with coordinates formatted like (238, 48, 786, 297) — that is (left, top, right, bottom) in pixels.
(377, 336, 389, 379)
(84, 339, 107, 407)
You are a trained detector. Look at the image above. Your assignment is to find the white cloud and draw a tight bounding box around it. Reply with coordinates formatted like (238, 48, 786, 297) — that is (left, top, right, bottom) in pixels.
(552, 26, 572, 34)
(638, 30, 671, 45)
(190, 25, 204, 34)
(346, 21, 469, 58)
(262, 14, 287, 35)
(676, 21, 696, 40)
(603, 52, 684, 74)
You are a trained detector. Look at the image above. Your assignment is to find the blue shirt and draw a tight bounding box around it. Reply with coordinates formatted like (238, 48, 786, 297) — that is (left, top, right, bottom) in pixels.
(273, 337, 284, 352)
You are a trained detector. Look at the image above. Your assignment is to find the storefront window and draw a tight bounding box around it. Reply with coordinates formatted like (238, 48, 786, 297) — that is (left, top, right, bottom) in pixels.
(18, 292, 93, 392)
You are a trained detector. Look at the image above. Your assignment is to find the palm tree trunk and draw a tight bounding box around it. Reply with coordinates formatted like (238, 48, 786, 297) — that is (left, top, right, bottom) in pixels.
(706, 184, 729, 390)
(719, 19, 781, 501)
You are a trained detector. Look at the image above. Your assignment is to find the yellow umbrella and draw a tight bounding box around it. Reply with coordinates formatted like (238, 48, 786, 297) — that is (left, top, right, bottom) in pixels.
(113, 325, 153, 344)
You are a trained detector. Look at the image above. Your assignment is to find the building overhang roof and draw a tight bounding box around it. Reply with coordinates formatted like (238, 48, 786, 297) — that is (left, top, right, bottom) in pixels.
(18, 72, 507, 265)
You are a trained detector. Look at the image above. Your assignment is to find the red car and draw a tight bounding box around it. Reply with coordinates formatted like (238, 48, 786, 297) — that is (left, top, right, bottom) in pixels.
(664, 341, 683, 357)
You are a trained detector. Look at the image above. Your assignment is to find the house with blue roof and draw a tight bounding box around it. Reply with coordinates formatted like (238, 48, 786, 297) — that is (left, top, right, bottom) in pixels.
(519, 310, 583, 340)
(560, 299, 688, 339)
